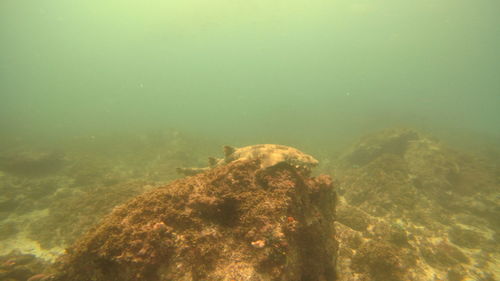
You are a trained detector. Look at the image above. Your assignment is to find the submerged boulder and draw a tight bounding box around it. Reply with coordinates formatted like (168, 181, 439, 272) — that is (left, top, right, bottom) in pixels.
(51, 159, 337, 281)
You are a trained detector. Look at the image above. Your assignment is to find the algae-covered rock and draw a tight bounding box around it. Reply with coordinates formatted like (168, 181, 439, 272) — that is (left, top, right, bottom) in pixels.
(51, 159, 337, 281)
(334, 128, 500, 281)
(0, 251, 50, 281)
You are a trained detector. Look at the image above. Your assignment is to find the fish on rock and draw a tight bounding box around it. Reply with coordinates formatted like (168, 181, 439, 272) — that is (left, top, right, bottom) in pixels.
(177, 144, 319, 176)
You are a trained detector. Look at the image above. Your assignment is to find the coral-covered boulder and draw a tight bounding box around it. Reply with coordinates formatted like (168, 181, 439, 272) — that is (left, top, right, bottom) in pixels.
(52, 159, 337, 281)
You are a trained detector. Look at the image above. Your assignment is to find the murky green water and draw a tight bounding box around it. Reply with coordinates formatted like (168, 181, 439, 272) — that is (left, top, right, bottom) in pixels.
(1, 0, 499, 144)
(0, 1, 499, 280)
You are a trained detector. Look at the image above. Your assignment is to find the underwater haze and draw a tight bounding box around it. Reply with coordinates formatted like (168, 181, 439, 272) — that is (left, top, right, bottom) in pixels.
(1, 0, 499, 144)
(2, 2, 500, 280)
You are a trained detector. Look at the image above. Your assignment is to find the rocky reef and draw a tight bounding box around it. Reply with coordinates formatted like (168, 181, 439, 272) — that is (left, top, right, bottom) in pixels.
(334, 128, 500, 281)
(50, 159, 337, 281)
(1, 128, 498, 281)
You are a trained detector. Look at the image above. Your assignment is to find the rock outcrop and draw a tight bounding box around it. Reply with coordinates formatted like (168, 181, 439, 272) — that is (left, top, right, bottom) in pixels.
(334, 128, 500, 281)
(51, 159, 337, 281)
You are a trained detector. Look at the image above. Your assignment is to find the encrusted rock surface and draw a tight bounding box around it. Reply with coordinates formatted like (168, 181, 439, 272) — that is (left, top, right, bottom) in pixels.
(0, 251, 50, 281)
(334, 128, 500, 281)
(51, 159, 337, 281)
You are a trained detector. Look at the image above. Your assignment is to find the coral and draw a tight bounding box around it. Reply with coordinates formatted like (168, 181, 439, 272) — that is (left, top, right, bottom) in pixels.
(50, 160, 337, 281)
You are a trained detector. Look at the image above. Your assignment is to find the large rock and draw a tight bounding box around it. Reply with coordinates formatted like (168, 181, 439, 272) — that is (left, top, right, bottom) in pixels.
(51, 159, 337, 281)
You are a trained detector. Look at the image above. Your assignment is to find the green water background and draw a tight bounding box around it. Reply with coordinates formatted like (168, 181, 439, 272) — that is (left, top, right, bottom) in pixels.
(1, 0, 499, 147)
